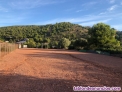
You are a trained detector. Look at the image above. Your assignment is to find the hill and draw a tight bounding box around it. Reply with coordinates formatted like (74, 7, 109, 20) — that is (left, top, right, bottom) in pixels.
(0, 22, 89, 48)
(0, 22, 122, 51)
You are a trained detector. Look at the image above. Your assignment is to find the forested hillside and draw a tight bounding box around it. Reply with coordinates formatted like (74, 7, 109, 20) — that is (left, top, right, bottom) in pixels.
(116, 31, 122, 45)
(0, 22, 89, 48)
(0, 22, 122, 54)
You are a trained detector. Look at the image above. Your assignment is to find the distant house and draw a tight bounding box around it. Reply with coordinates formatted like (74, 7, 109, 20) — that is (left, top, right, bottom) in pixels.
(5, 41, 9, 43)
(16, 41, 27, 48)
(23, 45, 27, 48)
(16, 41, 26, 44)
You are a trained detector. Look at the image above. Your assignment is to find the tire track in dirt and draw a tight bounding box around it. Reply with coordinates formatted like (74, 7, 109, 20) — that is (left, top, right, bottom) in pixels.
(49, 51, 122, 87)
(67, 53, 122, 87)
(28, 49, 122, 86)
(1, 59, 26, 73)
(53, 51, 122, 75)
(0, 49, 122, 92)
(68, 54, 122, 75)
(0, 50, 39, 76)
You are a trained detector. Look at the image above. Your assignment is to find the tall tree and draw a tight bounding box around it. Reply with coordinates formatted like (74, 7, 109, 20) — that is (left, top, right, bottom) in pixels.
(88, 23, 120, 50)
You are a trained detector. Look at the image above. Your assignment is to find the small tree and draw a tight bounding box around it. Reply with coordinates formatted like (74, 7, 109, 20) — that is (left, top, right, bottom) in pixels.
(59, 38, 71, 49)
(26, 39, 36, 48)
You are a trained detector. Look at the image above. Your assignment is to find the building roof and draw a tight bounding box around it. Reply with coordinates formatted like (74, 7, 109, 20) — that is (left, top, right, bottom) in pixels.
(16, 41, 26, 44)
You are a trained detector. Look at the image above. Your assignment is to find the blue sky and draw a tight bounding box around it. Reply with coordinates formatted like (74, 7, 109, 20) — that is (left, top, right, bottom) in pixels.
(0, 0, 122, 30)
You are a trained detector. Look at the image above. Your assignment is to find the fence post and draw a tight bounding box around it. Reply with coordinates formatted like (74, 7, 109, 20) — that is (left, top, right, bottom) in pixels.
(0, 44, 2, 58)
(10, 43, 12, 52)
(7, 44, 9, 54)
(0, 43, 18, 58)
(5, 43, 7, 55)
(0, 44, 1, 58)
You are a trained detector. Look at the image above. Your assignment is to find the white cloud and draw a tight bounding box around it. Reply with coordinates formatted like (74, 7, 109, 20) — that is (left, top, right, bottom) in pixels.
(34, 12, 122, 30)
(121, 2, 122, 5)
(0, 6, 8, 12)
(0, 12, 27, 25)
(82, 2, 97, 6)
(0, 16, 25, 24)
(9, 0, 63, 9)
(79, 19, 111, 26)
(109, 0, 115, 4)
(76, 9, 84, 12)
(36, 13, 118, 25)
(99, 12, 107, 15)
(81, 1, 98, 10)
(111, 24, 122, 31)
(37, 15, 105, 25)
(65, 8, 75, 12)
(107, 5, 118, 11)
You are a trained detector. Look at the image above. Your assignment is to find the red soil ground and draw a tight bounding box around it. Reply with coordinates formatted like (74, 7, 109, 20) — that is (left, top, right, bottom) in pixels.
(0, 48, 122, 92)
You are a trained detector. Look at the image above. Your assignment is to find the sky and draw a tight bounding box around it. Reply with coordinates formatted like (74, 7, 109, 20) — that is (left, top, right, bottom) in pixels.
(0, 0, 122, 30)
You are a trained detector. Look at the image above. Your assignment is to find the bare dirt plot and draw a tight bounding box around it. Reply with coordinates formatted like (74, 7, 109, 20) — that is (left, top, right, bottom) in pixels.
(0, 48, 122, 92)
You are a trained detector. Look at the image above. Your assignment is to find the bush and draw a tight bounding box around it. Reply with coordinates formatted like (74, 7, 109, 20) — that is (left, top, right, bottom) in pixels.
(98, 47, 122, 54)
(75, 46, 83, 50)
(68, 45, 75, 50)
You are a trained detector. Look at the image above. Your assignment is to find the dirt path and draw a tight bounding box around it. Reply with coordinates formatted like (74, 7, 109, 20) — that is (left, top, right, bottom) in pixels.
(0, 48, 122, 92)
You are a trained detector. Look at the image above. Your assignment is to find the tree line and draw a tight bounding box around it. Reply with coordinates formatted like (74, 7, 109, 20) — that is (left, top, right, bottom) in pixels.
(0, 22, 122, 54)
